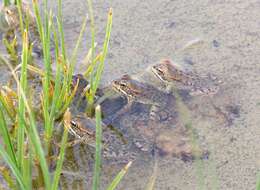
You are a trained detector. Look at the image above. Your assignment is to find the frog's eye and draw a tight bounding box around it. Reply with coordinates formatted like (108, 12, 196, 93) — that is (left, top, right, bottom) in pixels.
(70, 120, 78, 127)
(119, 82, 127, 87)
(6, 9, 12, 15)
(154, 66, 164, 74)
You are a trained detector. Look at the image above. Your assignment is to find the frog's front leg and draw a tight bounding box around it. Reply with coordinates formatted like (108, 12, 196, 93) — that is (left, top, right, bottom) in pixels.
(165, 83, 174, 94)
(103, 100, 134, 125)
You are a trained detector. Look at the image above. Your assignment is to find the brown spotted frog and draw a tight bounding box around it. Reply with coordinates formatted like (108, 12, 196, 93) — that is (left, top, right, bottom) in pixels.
(68, 115, 96, 147)
(0, 2, 42, 56)
(111, 74, 177, 122)
(151, 59, 220, 96)
(68, 115, 141, 163)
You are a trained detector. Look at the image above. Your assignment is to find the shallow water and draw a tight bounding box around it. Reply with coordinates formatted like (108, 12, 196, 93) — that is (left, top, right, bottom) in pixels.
(57, 1, 259, 189)
(1, 0, 260, 189)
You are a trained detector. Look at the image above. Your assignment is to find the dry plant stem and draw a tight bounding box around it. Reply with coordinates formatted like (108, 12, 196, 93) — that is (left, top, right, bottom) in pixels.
(107, 161, 132, 190)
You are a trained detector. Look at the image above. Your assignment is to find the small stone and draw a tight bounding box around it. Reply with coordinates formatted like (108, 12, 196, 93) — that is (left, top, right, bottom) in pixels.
(212, 40, 220, 47)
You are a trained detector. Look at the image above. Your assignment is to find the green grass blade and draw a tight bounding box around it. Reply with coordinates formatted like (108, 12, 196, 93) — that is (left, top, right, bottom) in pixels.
(0, 90, 16, 122)
(92, 8, 112, 92)
(51, 110, 69, 190)
(2, 38, 18, 63)
(85, 7, 112, 114)
(86, 0, 96, 87)
(145, 160, 158, 190)
(18, 30, 32, 189)
(3, 0, 11, 6)
(106, 161, 132, 190)
(58, 0, 67, 60)
(55, 16, 87, 117)
(0, 144, 26, 190)
(70, 16, 87, 64)
(16, 0, 24, 33)
(49, 25, 63, 121)
(32, 0, 44, 45)
(0, 166, 17, 189)
(1, 56, 52, 189)
(17, 29, 28, 171)
(82, 45, 99, 77)
(92, 105, 102, 190)
(257, 173, 260, 190)
(68, 16, 87, 77)
(0, 107, 17, 165)
(32, 0, 52, 141)
(22, 149, 32, 190)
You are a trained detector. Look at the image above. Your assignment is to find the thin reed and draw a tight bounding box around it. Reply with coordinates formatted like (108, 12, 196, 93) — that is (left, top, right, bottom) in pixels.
(92, 105, 102, 190)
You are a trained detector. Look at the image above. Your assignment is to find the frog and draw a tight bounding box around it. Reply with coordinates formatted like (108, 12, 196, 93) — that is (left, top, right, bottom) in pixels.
(68, 114, 141, 164)
(68, 115, 96, 147)
(0, 1, 42, 57)
(152, 59, 241, 127)
(151, 59, 220, 96)
(111, 74, 177, 122)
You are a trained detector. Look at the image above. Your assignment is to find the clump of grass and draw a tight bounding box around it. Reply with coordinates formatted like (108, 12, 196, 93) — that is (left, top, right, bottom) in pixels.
(84, 0, 113, 116)
(0, 0, 130, 189)
(0, 0, 82, 189)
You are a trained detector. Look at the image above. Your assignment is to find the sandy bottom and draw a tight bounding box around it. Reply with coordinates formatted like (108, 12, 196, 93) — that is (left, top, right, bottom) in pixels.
(59, 1, 259, 189)
(1, 0, 260, 189)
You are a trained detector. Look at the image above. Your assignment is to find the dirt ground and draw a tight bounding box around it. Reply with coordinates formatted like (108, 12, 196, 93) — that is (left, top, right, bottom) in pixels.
(1, 0, 260, 189)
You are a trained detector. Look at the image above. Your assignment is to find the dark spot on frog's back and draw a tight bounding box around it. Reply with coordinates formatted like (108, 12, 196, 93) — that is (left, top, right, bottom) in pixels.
(177, 89, 192, 102)
(100, 95, 128, 119)
(128, 102, 151, 115)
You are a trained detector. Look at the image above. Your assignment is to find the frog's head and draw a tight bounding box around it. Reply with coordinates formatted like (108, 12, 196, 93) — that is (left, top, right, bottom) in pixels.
(0, 5, 19, 32)
(112, 74, 143, 98)
(152, 59, 185, 82)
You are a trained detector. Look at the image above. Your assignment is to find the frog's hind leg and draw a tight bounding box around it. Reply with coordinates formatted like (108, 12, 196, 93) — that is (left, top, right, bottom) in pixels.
(149, 104, 159, 121)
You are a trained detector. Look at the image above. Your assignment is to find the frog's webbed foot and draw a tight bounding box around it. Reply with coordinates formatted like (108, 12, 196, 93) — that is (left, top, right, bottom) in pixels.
(133, 138, 152, 152)
(189, 85, 219, 96)
(149, 104, 160, 121)
(150, 104, 171, 122)
(67, 136, 96, 147)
